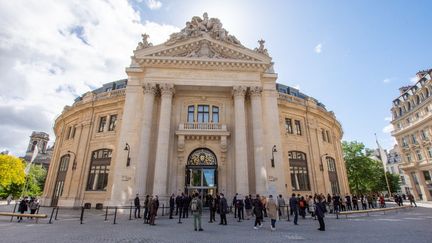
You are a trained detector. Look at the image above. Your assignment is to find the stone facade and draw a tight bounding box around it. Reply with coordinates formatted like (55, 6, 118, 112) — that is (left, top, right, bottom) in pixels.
(41, 14, 348, 207)
(391, 69, 432, 201)
(386, 145, 412, 194)
(21, 131, 53, 170)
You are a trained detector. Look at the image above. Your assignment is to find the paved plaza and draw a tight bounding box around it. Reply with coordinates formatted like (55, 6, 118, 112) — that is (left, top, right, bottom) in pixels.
(0, 203, 431, 243)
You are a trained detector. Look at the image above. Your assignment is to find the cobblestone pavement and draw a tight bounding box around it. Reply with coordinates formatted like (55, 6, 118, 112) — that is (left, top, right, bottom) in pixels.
(0, 204, 431, 243)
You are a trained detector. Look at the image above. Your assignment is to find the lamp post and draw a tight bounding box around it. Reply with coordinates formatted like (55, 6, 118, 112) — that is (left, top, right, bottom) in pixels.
(320, 153, 328, 193)
(124, 143, 131, 167)
(67, 150, 77, 170)
(271, 145, 277, 168)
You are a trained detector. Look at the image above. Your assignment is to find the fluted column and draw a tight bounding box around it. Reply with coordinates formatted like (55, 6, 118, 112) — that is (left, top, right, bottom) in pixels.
(250, 86, 268, 195)
(233, 86, 249, 195)
(153, 83, 175, 197)
(135, 83, 157, 196)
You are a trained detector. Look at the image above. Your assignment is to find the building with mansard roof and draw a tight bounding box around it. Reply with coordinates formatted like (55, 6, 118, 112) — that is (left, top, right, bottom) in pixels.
(391, 69, 432, 201)
(41, 14, 349, 207)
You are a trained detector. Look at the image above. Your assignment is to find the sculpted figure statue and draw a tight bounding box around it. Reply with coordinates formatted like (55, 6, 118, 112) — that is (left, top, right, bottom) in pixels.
(254, 39, 269, 55)
(136, 33, 153, 50)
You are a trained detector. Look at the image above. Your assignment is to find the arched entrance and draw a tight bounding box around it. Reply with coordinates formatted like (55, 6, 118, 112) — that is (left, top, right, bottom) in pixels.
(185, 148, 217, 206)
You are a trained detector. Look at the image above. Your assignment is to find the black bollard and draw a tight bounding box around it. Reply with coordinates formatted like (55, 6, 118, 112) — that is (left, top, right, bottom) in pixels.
(113, 207, 117, 224)
(48, 207, 56, 224)
(104, 206, 109, 221)
(129, 203, 132, 220)
(80, 206, 85, 224)
(55, 207, 59, 220)
(10, 203, 18, 222)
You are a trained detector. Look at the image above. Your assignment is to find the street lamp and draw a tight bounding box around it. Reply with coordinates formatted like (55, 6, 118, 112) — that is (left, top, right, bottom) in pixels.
(271, 145, 277, 168)
(124, 143, 131, 167)
(320, 153, 328, 171)
(67, 150, 77, 170)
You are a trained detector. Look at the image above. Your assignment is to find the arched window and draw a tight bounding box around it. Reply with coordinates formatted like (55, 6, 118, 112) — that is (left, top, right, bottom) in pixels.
(425, 88, 430, 98)
(51, 155, 70, 206)
(31, 141, 37, 152)
(86, 149, 112, 191)
(326, 157, 340, 195)
(399, 107, 403, 117)
(415, 95, 420, 105)
(407, 102, 412, 111)
(288, 151, 310, 191)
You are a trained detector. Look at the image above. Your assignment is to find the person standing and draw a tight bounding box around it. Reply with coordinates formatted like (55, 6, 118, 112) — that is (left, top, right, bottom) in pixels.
(345, 194, 352, 211)
(218, 193, 228, 225)
(154, 195, 159, 216)
(17, 197, 28, 222)
(6, 194, 12, 205)
(169, 193, 175, 219)
(208, 194, 216, 223)
(266, 195, 278, 231)
(277, 194, 286, 219)
(315, 195, 327, 231)
(289, 193, 299, 225)
(148, 197, 157, 225)
(175, 194, 181, 216)
(253, 194, 263, 229)
(143, 195, 150, 224)
(190, 193, 204, 231)
(183, 194, 190, 218)
(244, 195, 253, 220)
(308, 195, 316, 219)
(379, 194, 386, 208)
(408, 193, 417, 207)
(134, 194, 141, 219)
(236, 195, 244, 222)
(232, 193, 238, 218)
(352, 195, 359, 210)
(29, 197, 38, 219)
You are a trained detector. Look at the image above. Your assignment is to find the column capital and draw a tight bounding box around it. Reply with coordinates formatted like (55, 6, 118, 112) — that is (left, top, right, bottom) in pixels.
(160, 83, 175, 97)
(143, 83, 157, 95)
(232, 86, 247, 97)
(249, 86, 263, 97)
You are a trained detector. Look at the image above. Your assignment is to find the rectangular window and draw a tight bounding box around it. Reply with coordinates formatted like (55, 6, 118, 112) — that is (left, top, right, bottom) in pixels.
(212, 106, 219, 123)
(290, 165, 310, 191)
(197, 105, 209, 123)
(400, 176, 406, 185)
(411, 172, 419, 185)
(411, 134, 417, 144)
(66, 127, 71, 139)
(87, 165, 110, 191)
(428, 147, 432, 158)
(70, 126, 76, 139)
(423, 171, 432, 181)
(326, 130, 331, 143)
(402, 137, 408, 147)
(188, 105, 195, 122)
(416, 150, 423, 161)
(98, 116, 107, 133)
(321, 129, 327, 142)
(108, 115, 117, 131)
(406, 154, 412, 163)
(294, 120, 302, 135)
(285, 118, 293, 134)
(421, 130, 429, 140)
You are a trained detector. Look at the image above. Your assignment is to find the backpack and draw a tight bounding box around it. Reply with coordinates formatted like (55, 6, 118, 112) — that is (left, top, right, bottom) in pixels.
(299, 200, 305, 208)
(191, 198, 198, 212)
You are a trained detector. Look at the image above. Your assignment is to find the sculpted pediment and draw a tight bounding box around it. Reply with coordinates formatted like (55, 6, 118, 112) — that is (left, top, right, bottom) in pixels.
(130, 13, 274, 72)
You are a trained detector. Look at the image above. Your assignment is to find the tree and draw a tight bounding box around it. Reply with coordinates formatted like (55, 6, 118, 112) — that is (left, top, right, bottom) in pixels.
(24, 164, 47, 197)
(0, 154, 25, 198)
(342, 141, 400, 195)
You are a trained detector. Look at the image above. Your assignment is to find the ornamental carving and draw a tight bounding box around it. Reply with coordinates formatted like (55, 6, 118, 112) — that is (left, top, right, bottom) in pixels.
(159, 83, 175, 96)
(165, 12, 243, 48)
(187, 148, 217, 166)
(142, 83, 157, 95)
(136, 33, 153, 50)
(249, 86, 263, 97)
(232, 86, 247, 97)
(254, 39, 269, 56)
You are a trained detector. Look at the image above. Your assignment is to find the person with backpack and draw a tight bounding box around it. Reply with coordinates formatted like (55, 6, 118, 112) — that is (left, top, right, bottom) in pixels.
(17, 197, 28, 222)
(299, 196, 306, 219)
(190, 193, 204, 231)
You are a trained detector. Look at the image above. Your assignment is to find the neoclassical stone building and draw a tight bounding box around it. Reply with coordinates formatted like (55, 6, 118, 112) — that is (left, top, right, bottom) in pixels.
(41, 14, 349, 207)
(391, 69, 432, 201)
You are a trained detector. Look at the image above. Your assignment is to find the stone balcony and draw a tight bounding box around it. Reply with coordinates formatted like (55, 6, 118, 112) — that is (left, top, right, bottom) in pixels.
(175, 122, 230, 138)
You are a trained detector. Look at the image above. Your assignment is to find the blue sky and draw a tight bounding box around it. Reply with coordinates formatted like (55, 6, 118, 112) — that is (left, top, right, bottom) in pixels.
(129, 0, 432, 150)
(0, 0, 431, 154)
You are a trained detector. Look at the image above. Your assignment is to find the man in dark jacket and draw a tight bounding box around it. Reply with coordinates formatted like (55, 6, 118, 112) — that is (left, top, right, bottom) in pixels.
(17, 197, 28, 222)
(219, 193, 228, 225)
(169, 193, 175, 219)
(134, 193, 141, 218)
(315, 195, 326, 231)
(345, 194, 352, 211)
(289, 193, 299, 225)
(143, 195, 150, 223)
(175, 194, 181, 215)
(183, 194, 191, 218)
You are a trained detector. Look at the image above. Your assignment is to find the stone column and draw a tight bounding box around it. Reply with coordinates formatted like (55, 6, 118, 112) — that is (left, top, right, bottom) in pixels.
(250, 86, 268, 195)
(135, 83, 157, 196)
(153, 83, 175, 198)
(233, 86, 249, 195)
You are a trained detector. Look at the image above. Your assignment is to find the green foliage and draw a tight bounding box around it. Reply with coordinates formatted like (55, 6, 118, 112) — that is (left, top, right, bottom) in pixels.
(0, 155, 47, 198)
(0, 154, 25, 198)
(342, 141, 401, 195)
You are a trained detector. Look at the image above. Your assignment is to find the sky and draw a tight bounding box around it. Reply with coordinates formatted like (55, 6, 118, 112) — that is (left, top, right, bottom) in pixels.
(0, 0, 431, 155)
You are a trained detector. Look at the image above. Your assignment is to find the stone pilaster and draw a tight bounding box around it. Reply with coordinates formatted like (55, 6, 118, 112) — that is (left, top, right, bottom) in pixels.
(232, 86, 249, 195)
(153, 83, 175, 198)
(249, 86, 268, 195)
(135, 83, 157, 196)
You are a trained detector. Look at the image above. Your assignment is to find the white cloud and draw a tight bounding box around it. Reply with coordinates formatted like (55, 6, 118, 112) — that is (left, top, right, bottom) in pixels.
(314, 43, 322, 54)
(382, 124, 394, 133)
(410, 76, 418, 83)
(0, 0, 178, 155)
(384, 117, 392, 121)
(383, 78, 391, 83)
(146, 0, 162, 10)
(293, 84, 300, 90)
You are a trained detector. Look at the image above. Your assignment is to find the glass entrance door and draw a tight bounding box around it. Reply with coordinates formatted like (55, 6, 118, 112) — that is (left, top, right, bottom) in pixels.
(186, 167, 217, 207)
